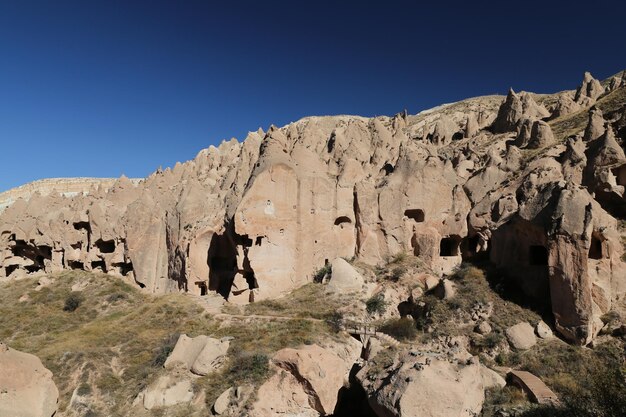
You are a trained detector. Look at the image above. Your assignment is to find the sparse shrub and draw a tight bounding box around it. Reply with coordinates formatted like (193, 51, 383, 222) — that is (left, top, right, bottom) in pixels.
(76, 383, 92, 396)
(225, 352, 270, 384)
(389, 252, 407, 264)
(389, 266, 404, 281)
(365, 293, 388, 315)
(313, 264, 331, 283)
(325, 311, 344, 333)
(152, 333, 180, 367)
(379, 318, 417, 341)
(63, 293, 83, 312)
(106, 293, 126, 303)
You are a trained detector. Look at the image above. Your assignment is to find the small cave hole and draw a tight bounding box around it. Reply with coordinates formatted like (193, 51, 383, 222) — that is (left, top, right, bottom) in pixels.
(382, 163, 394, 175)
(452, 131, 464, 141)
(91, 261, 107, 272)
(439, 236, 461, 257)
(589, 234, 604, 260)
(5, 265, 19, 276)
(327, 133, 336, 153)
(404, 209, 425, 222)
(95, 239, 116, 254)
(113, 262, 134, 276)
(334, 216, 352, 226)
(255, 236, 264, 246)
(68, 261, 85, 270)
(529, 245, 549, 266)
(73, 221, 90, 231)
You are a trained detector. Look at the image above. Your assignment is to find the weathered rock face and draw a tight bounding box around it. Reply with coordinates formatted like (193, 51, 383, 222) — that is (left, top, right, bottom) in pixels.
(1, 71, 625, 345)
(358, 347, 499, 417)
(574, 71, 605, 106)
(250, 339, 361, 416)
(0, 342, 59, 417)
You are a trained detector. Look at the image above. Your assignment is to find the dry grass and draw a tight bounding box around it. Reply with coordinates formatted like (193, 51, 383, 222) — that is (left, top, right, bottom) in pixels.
(0, 272, 341, 416)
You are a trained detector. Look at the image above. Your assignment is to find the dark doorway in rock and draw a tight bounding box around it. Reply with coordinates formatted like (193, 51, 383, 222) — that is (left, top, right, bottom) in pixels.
(452, 131, 464, 141)
(529, 245, 549, 266)
(255, 236, 263, 246)
(95, 239, 116, 254)
(196, 281, 208, 296)
(91, 261, 106, 272)
(334, 216, 352, 226)
(331, 364, 377, 417)
(404, 209, 425, 222)
(68, 261, 84, 270)
(589, 233, 604, 260)
(207, 232, 238, 298)
(5, 265, 19, 277)
(440, 236, 461, 256)
(382, 163, 394, 175)
(113, 262, 133, 276)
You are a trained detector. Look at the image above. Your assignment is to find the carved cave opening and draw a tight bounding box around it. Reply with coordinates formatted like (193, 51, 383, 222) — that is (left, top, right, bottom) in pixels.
(529, 245, 549, 266)
(439, 235, 461, 257)
(5, 265, 19, 277)
(112, 262, 134, 276)
(588, 233, 604, 260)
(68, 261, 85, 270)
(404, 209, 425, 223)
(207, 232, 238, 298)
(91, 260, 106, 272)
(334, 216, 352, 226)
(95, 239, 116, 254)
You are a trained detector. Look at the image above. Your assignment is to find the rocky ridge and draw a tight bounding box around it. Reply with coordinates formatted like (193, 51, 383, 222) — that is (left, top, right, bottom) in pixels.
(1, 70, 626, 348)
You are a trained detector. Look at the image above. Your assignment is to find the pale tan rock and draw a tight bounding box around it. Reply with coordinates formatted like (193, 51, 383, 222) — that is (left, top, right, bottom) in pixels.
(527, 121, 555, 149)
(141, 375, 194, 410)
(575, 71, 605, 105)
(328, 258, 364, 293)
(535, 321, 553, 339)
(251, 339, 361, 416)
(0, 344, 59, 417)
(583, 107, 605, 142)
(475, 321, 492, 335)
(505, 322, 537, 350)
(164, 334, 229, 376)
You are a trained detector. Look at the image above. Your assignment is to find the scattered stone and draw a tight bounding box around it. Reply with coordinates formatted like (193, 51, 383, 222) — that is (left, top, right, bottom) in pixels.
(164, 334, 229, 376)
(505, 322, 537, 350)
(535, 321, 553, 339)
(0, 343, 59, 417)
(475, 321, 492, 335)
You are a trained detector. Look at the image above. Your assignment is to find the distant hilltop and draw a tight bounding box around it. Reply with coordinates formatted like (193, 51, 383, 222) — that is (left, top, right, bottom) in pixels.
(0, 177, 142, 212)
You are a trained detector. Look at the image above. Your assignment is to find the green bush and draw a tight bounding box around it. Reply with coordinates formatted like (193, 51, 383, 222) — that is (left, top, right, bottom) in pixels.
(325, 311, 344, 333)
(63, 293, 83, 312)
(152, 333, 180, 367)
(365, 294, 388, 315)
(379, 318, 417, 341)
(313, 264, 331, 283)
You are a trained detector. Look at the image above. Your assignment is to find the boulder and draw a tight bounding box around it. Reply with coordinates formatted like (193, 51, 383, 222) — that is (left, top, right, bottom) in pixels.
(250, 339, 361, 416)
(164, 334, 229, 376)
(0, 343, 59, 417)
(574, 72, 605, 105)
(535, 321, 553, 339)
(505, 322, 537, 350)
(583, 107, 605, 142)
(527, 121, 555, 149)
(475, 321, 492, 335)
(328, 258, 364, 293)
(139, 374, 194, 410)
(359, 352, 488, 417)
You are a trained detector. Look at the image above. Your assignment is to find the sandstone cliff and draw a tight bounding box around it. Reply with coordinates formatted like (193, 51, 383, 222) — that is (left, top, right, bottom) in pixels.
(1, 71, 625, 345)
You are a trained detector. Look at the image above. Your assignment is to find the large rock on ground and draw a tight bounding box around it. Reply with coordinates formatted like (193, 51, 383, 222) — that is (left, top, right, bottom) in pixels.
(0, 342, 58, 417)
(251, 339, 361, 416)
(164, 334, 230, 376)
(359, 351, 487, 417)
(328, 258, 364, 293)
(505, 322, 537, 350)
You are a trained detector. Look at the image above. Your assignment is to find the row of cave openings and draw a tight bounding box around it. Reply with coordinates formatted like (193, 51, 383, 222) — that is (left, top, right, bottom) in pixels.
(2, 220, 134, 278)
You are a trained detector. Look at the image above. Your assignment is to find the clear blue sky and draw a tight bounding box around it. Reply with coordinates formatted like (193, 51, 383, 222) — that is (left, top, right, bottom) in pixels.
(1, 0, 624, 192)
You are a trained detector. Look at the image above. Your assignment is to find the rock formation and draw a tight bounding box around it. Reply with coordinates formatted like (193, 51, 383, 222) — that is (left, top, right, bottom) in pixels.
(0, 342, 59, 417)
(1, 70, 625, 346)
(574, 71, 605, 106)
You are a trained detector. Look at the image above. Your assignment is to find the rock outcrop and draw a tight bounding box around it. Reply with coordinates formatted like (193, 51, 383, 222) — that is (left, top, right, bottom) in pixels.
(0, 342, 59, 417)
(250, 339, 361, 416)
(1, 70, 625, 345)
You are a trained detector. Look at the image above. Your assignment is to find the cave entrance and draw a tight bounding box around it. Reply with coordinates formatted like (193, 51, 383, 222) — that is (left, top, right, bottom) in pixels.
(195, 281, 208, 296)
(207, 232, 238, 298)
(440, 235, 461, 257)
(95, 239, 116, 254)
(331, 363, 378, 417)
(334, 216, 352, 226)
(404, 209, 425, 223)
(588, 233, 604, 260)
(529, 245, 549, 266)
